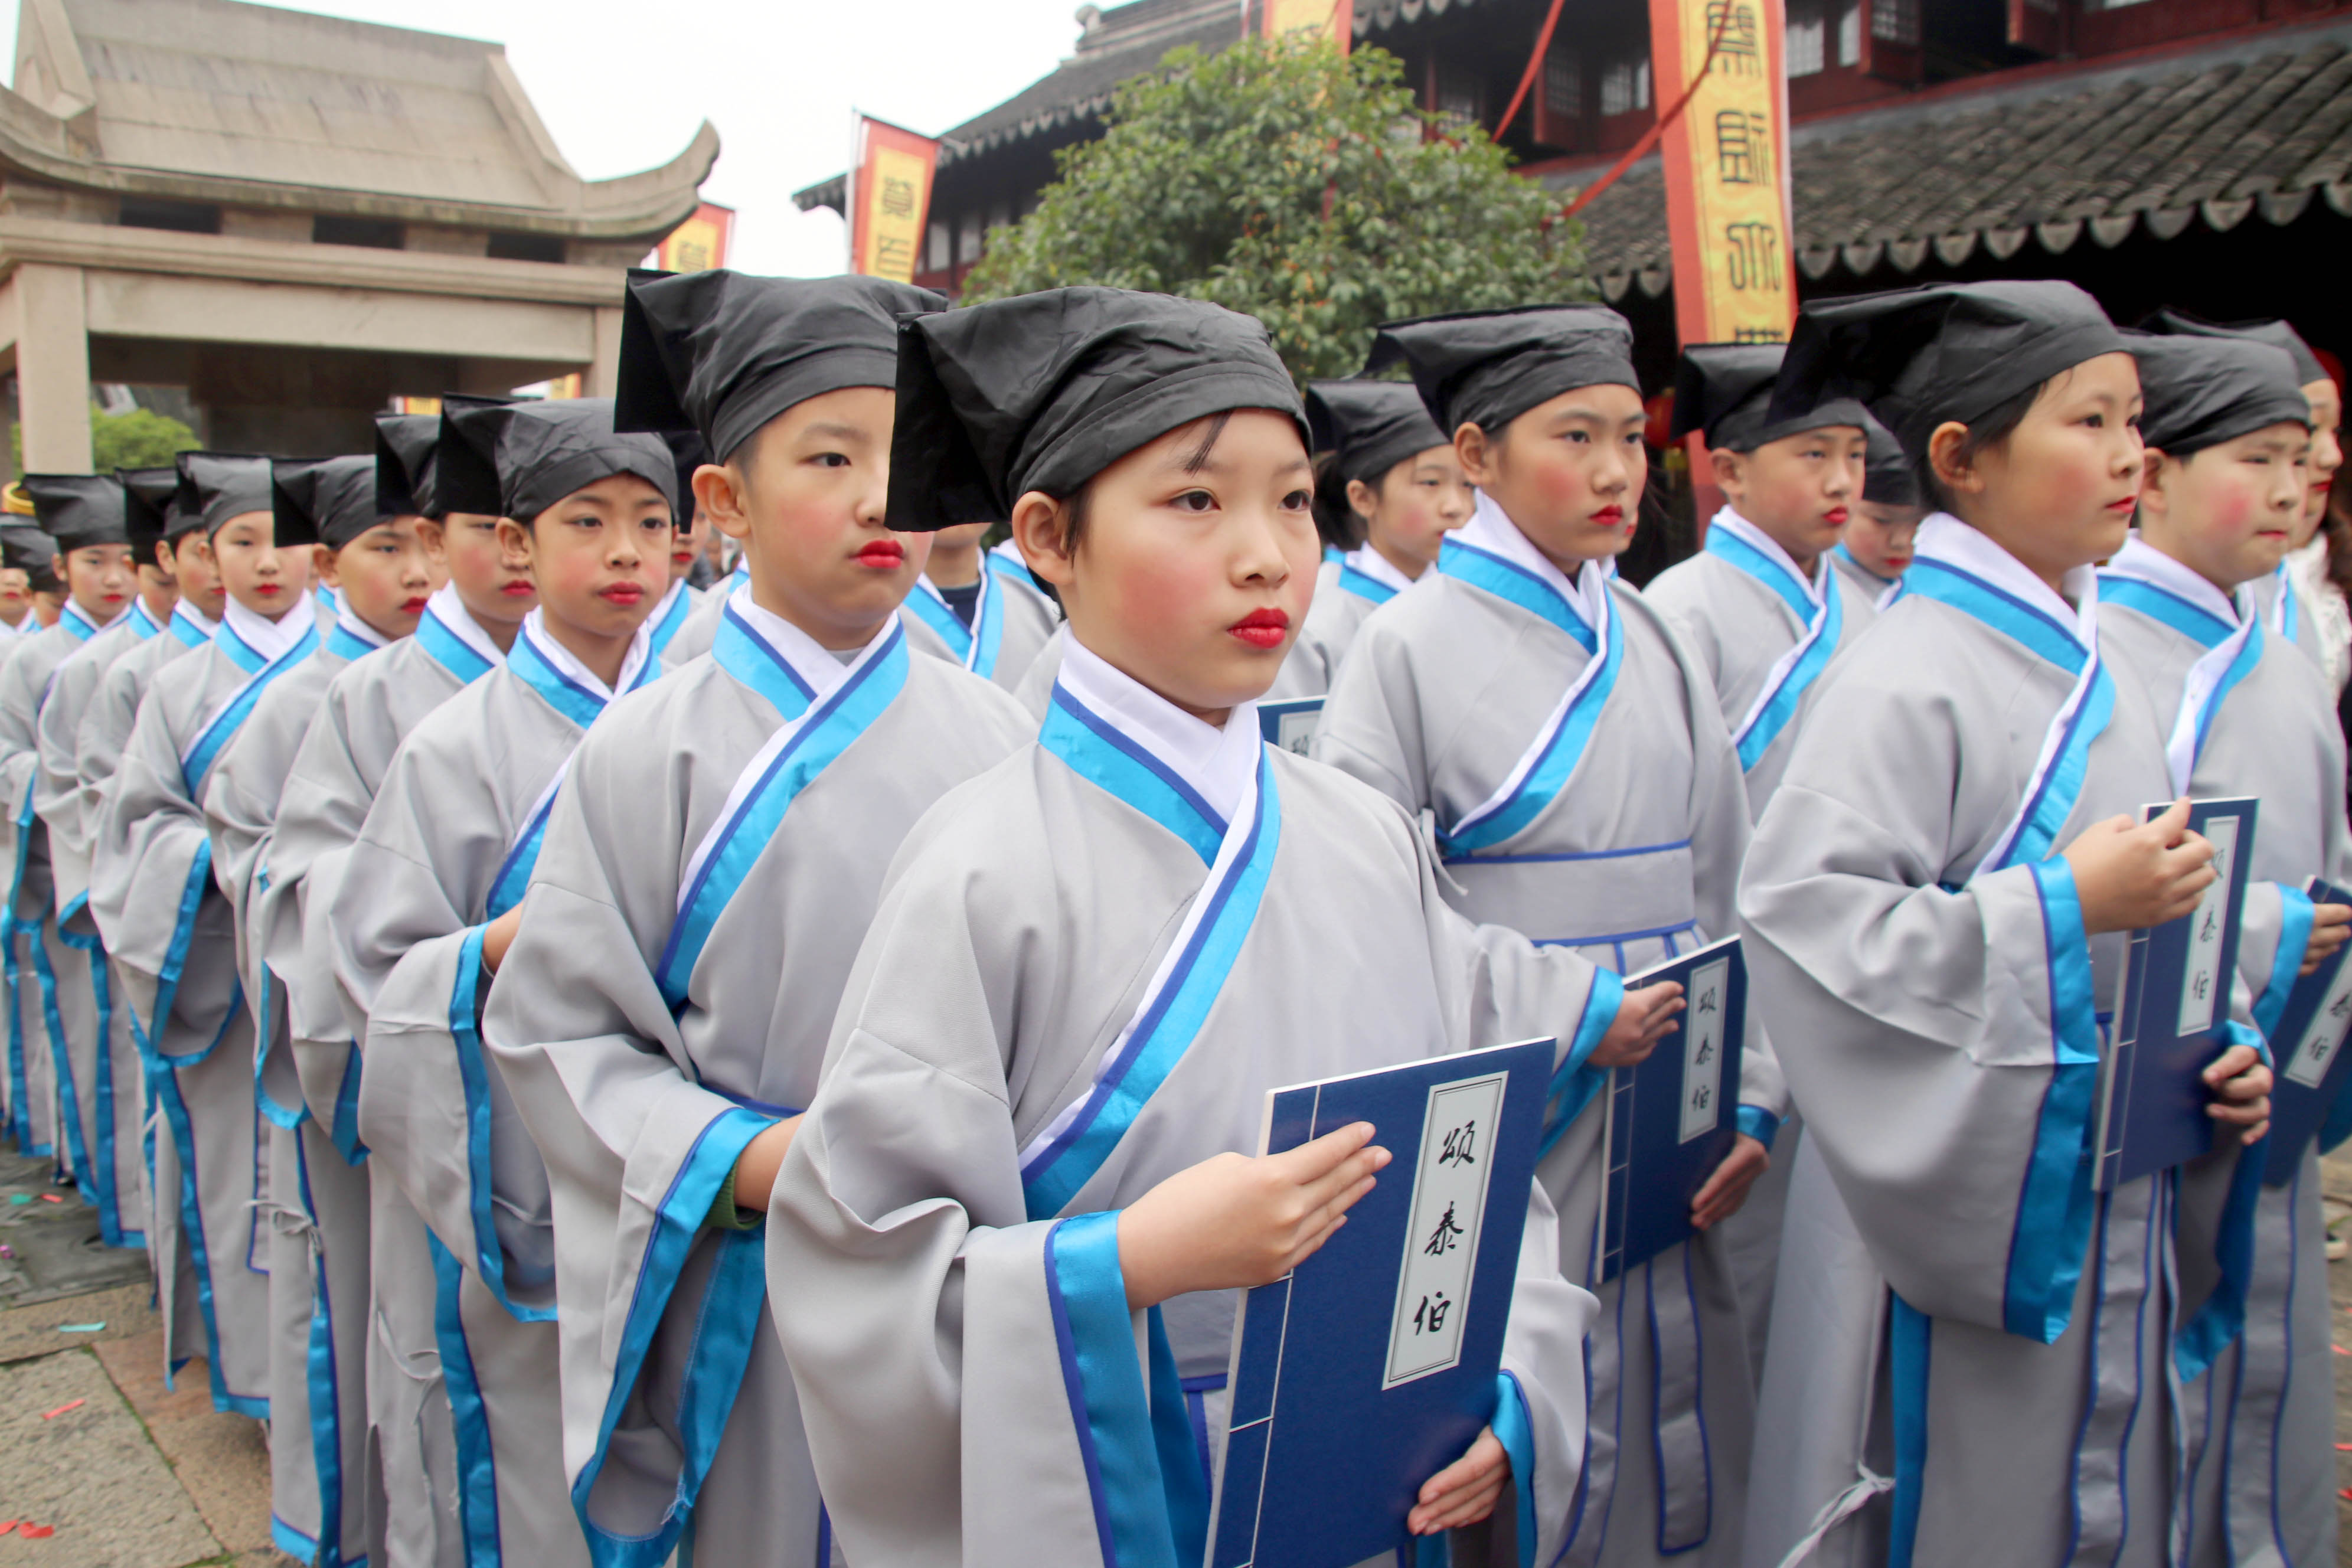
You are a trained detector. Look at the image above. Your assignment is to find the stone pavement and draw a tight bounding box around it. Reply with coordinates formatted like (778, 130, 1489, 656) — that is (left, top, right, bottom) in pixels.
(2, 1145, 2352, 1563)
(0, 1147, 288, 1568)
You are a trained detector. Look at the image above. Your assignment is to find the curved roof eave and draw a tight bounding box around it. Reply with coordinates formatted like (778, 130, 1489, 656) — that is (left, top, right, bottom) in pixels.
(0, 94, 720, 242)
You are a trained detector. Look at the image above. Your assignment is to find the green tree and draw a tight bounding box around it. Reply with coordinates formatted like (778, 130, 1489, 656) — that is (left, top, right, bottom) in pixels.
(961, 35, 1590, 381)
(11, 403, 200, 475)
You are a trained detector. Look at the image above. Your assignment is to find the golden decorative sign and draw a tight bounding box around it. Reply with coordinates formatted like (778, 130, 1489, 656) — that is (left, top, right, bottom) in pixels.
(1648, 0, 1796, 346)
(850, 116, 940, 285)
(1260, 0, 1353, 44)
(655, 202, 736, 275)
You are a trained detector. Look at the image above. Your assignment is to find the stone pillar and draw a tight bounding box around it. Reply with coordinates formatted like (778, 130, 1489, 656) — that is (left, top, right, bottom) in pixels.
(584, 304, 623, 398)
(14, 264, 91, 473)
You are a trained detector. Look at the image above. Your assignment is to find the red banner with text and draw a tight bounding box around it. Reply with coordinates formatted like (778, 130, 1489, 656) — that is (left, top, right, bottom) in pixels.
(848, 116, 940, 284)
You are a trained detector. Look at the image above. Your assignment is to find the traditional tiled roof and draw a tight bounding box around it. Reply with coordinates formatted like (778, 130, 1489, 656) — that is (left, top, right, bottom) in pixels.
(793, 0, 1240, 213)
(1550, 27, 2352, 301)
(1, 0, 713, 238)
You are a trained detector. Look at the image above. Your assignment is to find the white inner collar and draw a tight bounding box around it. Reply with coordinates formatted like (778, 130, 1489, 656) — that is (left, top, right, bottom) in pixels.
(222, 590, 311, 662)
(518, 606, 651, 701)
(2106, 534, 2246, 625)
(1914, 512, 2096, 641)
(422, 581, 509, 669)
(1712, 507, 1823, 597)
(728, 582, 890, 701)
(1060, 635, 1260, 828)
(1344, 544, 1418, 593)
(334, 598, 390, 651)
(1460, 489, 1613, 625)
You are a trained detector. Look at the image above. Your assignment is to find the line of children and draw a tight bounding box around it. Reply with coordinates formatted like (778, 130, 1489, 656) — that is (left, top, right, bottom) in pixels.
(12, 266, 2347, 1568)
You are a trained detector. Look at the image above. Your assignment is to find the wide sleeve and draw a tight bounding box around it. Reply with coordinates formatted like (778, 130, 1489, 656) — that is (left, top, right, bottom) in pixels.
(0, 649, 48, 920)
(1737, 672, 2113, 1343)
(73, 657, 146, 950)
(478, 731, 780, 1563)
(338, 732, 552, 1319)
(200, 703, 298, 1127)
(1311, 615, 1433, 815)
(89, 675, 221, 1055)
(33, 649, 100, 913)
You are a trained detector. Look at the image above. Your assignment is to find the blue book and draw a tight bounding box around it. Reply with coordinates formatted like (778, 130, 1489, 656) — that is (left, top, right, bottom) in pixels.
(2095, 796, 2259, 1191)
(2263, 877, 2352, 1185)
(1598, 936, 1746, 1283)
(1209, 1037, 1553, 1568)
(1257, 696, 1324, 757)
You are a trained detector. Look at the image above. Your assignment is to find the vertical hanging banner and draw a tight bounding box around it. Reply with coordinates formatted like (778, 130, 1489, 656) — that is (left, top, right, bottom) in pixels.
(653, 202, 736, 274)
(1259, 0, 1353, 44)
(1649, 0, 1796, 347)
(847, 115, 940, 283)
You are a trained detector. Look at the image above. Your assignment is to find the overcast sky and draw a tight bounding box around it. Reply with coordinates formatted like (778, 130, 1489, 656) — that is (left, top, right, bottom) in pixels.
(5, 0, 1105, 275)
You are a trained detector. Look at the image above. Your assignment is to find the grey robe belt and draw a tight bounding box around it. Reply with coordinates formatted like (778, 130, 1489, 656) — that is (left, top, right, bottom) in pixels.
(1444, 840, 1698, 954)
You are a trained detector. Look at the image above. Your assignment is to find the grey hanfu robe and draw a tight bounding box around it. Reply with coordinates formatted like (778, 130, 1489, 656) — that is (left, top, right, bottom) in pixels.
(0, 597, 130, 1163)
(204, 605, 388, 1568)
(1268, 545, 1417, 701)
(1315, 490, 1779, 1568)
(1827, 545, 1901, 626)
(767, 636, 1608, 1568)
(30, 596, 167, 1246)
(903, 540, 1060, 693)
(1641, 509, 1874, 1383)
(1736, 515, 2266, 1568)
(661, 561, 963, 673)
(336, 610, 669, 1568)
(482, 590, 1033, 1568)
(79, 602, 218, 1286)
(92, 593, 324, 1416)
(271, 581, 510, 1568)
(2097, 535, 2352, 1568)
(1644, 509, 1876, 819)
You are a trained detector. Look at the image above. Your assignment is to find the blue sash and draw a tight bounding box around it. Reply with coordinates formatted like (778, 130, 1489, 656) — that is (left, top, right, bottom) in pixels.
(1704, 524, 1845, 773)
(125, 599, 164, 641)
(2270, 560, 2300, 644)
(1433, 538, 1619, 857)
(654, 609, 907, 1009)
(324, 622, 383, 664)
(414, 606, 497, 685)
(181, 618, 319, 795)
(57, 600, 101, 642)
(904, 577, 978, 664)
(1832, 542, 1895, 589)
(166, 607, 212, 648)
(2096, 570, 2264, 795)
(1336, 560, 1399, 606)
(1021, 698, 1282, 1221)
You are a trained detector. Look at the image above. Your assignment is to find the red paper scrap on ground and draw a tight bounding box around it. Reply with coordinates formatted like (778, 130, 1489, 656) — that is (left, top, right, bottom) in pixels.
(39, 1399, 83, 1420)
(17, 1523, 51, 1539)
(37, 1193, 61, 1203)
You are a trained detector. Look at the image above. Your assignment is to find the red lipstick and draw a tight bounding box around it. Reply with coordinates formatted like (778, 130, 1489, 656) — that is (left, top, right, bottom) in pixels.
(401, 595, 431, 614)
(853, 540, 905, 569)
(499, 579, 537, 597)
(1230, 607, 1289, 649)
(598, 583, 645, 606)
(1824, 507, 1850, 525)
(2106, 495, 2141, 512)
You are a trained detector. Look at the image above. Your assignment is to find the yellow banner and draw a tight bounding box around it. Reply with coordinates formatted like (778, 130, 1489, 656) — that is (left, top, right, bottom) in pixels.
(851, 118, 940, 284)
(1260, 0, 1352, 43)
(1651, 0, 1795, 345)
(656, 203, 734, 275)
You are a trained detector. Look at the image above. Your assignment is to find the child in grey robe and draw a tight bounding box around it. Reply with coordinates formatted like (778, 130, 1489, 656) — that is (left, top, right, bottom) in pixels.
(92, 453, 315, 1418)
(1737, 282, 2273, 1568)
(768, 287, 1626, 1568)
(339, 398, 688, 1568)
(1317, 308, 1781, 1568)
(0, 475, 138, 1172)
(2096, 331, 2351, 1567)
(1825, 416, 1920, 620)
(1267, 378, 1468, 701)
(484, 270, 1033, 1568)
(207, 453, 435, 1568)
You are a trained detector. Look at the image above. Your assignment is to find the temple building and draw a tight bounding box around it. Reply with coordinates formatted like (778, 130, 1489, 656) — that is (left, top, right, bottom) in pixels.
(0, 0, 716, 471)
(798, 0, 2352, 378)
